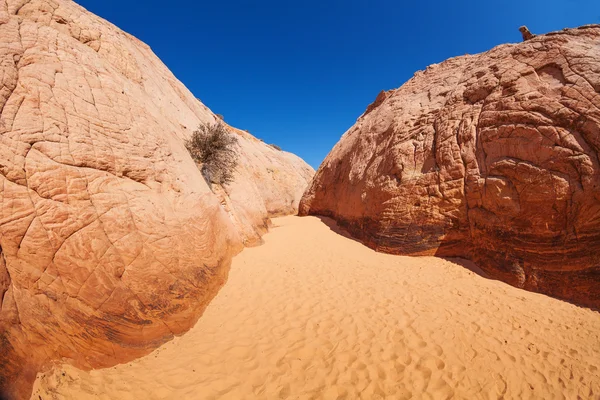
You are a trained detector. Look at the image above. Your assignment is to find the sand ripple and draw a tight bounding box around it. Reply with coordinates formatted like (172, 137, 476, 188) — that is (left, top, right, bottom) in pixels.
(32, 216, 600, 399)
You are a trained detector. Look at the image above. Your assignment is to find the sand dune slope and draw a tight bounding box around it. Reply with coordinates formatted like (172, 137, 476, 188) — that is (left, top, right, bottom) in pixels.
(32, 216, 600, 400)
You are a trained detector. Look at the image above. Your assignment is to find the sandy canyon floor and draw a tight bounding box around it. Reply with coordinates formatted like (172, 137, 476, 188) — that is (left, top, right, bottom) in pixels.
(32, 216, 600, 400)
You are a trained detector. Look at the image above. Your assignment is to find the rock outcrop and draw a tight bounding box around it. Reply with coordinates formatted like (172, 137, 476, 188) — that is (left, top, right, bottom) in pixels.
(216, 127, 314, 246)
(519, 26, 536, 41)
(0, 1, 312, 398)
(300, 25, 600, 309)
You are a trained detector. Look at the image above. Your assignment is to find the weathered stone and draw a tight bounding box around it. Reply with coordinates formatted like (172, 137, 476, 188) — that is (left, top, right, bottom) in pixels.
(218, 127, 314, 246)
(0, 1, 312, 398)
(519, 25, 536, 41)
(300, 25, 600, 309)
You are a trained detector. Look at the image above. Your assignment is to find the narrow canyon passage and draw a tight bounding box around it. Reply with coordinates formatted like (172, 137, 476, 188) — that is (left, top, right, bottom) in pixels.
(33, 216, 600, 400)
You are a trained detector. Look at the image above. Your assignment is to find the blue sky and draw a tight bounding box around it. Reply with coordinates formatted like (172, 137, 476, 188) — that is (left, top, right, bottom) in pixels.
(78, 0, 600, 169)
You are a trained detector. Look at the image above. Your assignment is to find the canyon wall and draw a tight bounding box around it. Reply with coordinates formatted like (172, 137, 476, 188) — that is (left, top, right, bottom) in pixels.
(0, 1, 312, 398)
(301, 25, 600, 309)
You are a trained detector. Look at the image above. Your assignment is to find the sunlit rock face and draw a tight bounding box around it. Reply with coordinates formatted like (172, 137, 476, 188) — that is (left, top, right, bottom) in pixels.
(301, 25, 600, 309)
(0, 1, 313, 398)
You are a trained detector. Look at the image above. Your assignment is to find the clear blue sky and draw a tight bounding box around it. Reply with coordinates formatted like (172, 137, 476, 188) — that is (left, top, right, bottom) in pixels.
(78, 0, 599, 169)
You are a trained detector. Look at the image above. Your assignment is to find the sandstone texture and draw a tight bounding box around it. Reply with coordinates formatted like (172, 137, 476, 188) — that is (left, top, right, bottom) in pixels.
(216, 127, 314, 246)
(0, 1, 312, 398)
(300, 25, 600, 309)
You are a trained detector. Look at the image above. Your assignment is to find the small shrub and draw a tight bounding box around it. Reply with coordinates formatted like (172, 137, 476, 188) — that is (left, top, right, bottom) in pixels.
(269, 144, 282, 151)
(185, 123, 239, 185)
(215, 114, 224, 120)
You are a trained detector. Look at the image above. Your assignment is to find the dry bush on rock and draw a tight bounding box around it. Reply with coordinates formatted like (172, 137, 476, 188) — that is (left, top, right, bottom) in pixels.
(186, 123, 239, 185)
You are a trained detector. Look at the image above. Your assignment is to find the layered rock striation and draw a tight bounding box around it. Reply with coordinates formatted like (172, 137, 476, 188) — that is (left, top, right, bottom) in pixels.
(301, 25, 600, 309)
(0, 1, 312, 398)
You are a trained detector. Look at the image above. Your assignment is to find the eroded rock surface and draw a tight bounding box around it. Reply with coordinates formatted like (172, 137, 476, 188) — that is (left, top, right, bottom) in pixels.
(300, 25, 600, 309)
(216, 127, 314, 246)
(0, 1, 312, 398)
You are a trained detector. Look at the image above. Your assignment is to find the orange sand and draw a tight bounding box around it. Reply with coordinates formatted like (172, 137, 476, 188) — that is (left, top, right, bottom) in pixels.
(32, 216, 600, 399)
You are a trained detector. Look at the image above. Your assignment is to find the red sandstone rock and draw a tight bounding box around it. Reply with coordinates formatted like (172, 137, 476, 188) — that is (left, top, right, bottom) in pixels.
(300, 25, 600, 310)
(217, 127, 314, 246)
(519, 26, 536, 41)
(0, 1, 312, 398)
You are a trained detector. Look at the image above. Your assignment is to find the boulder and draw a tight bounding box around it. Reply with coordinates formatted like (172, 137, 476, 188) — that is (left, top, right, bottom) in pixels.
(0, 1, 312, 398)
(300, 25, 600, 309)
(519, 25, 536, 41)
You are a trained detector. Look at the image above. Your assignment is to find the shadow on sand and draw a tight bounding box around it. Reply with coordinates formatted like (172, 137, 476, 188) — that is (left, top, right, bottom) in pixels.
(440, 257, 493, 280)
(313, 215, 600, 312)
(316, 216, 366, 245)
(315, 216, 494, 282)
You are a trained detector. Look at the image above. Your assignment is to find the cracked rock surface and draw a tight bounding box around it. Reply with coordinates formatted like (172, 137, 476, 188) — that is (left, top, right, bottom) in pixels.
(0, 0, 313, 398)
(300, 25, 600, 309)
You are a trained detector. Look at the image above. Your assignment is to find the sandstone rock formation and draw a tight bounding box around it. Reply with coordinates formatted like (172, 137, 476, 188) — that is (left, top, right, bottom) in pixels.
(300, 25, 600, 309)
(519, 26, 536, 41)
(216, 127, 314, 246)
(0, 1, 312, 398)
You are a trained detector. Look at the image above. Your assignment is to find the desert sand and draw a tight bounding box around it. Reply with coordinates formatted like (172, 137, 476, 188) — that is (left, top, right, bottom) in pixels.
(32, 216, 600, 400)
